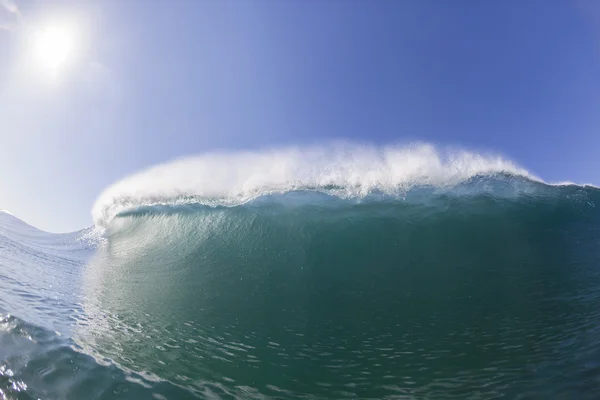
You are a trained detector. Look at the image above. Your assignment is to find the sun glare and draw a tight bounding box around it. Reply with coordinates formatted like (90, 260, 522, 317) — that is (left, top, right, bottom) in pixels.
(34, 27, 73, 70)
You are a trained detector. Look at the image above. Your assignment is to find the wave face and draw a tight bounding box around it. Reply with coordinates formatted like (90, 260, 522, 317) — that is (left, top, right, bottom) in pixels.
(3, 145, 600, 399)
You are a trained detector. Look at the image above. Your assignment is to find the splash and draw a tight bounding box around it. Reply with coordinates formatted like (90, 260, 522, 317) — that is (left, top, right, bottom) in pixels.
(92, 142, 535, 228)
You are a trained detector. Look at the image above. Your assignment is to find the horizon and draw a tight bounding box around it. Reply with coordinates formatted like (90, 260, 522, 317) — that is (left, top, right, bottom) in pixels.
(2, 0, 600, 232)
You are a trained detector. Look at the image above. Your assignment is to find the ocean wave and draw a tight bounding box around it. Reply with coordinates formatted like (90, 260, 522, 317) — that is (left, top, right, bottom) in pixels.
(80, 177, 600, 398)
(3, 144, 600, 398)
(92, 142, 541, 228)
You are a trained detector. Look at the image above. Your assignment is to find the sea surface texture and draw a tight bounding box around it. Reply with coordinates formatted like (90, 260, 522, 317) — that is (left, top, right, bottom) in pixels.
(1, 144, 600, 399)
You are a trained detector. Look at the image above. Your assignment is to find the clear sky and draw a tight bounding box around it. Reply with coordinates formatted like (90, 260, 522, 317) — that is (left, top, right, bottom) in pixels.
(1, 0, 600, 232)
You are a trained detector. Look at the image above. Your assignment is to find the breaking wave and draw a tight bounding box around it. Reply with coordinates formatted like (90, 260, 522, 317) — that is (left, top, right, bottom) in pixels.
(92, 143, 542, 228)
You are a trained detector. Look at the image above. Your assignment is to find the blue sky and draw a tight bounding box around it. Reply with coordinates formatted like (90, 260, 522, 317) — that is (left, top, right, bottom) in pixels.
(1, 0, 600, 232)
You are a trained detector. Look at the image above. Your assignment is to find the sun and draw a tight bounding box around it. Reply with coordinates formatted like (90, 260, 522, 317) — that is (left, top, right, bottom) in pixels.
(34, 27, 73, 70)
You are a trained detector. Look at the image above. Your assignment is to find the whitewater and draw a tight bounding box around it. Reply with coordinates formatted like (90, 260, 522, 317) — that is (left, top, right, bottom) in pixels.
(2, 143, 600, 399)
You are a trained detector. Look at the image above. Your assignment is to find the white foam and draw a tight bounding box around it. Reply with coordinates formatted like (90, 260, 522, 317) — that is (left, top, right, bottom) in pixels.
(92, 142, 536, 228)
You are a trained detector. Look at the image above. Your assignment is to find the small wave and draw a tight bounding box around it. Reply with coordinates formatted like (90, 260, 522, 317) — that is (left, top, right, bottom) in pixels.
(92, 142, 539, 228)
(0, 211, 99, 257)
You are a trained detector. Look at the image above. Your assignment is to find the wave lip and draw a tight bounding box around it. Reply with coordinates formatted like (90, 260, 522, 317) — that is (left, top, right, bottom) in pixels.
(92, 143, 535, 228)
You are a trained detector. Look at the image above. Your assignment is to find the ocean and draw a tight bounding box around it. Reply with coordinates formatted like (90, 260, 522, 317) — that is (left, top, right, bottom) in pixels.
(1, 144, 600, 399)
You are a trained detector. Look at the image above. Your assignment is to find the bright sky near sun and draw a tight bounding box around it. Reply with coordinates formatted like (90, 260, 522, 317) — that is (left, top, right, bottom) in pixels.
(1, 0, 600, 232)
(33, 26, 72, 69)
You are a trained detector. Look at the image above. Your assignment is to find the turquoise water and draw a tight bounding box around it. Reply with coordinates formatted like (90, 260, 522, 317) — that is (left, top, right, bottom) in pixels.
(1, 173, 600, 399)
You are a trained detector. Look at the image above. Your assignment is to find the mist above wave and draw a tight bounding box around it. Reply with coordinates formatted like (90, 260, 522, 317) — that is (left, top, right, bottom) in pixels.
(91, 143, 537, 228)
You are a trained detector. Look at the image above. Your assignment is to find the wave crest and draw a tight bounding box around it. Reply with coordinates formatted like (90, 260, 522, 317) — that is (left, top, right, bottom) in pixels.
(91, 143, 535, 228)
